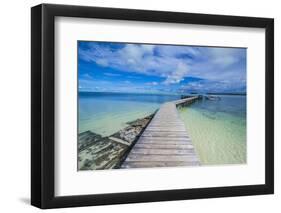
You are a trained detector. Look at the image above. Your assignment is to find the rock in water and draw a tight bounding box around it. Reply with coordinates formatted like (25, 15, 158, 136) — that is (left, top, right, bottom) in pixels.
(78, 138, 128, 170)
(78, 114, 154, 170)
(78, 131, 102, 151)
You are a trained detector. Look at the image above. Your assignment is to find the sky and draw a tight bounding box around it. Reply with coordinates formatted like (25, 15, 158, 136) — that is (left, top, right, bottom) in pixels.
(78, 41, 246, 94)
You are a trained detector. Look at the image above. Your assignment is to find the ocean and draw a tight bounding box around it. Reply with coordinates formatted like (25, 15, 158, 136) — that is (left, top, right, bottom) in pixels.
(178, 95, 246, 165)
(79, 92, 246, 165)
(79, 92, 180, 136)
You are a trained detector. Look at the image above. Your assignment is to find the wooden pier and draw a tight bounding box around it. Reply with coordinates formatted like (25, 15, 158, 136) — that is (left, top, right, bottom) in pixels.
(121, 97, 200, 169)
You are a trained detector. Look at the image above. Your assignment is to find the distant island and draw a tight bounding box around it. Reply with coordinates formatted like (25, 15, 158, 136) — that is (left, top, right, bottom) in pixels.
(189, 92, 246, 96)
(206, 92, 246, 96)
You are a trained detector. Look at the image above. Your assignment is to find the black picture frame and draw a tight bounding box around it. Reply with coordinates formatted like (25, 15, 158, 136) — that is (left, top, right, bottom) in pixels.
(31, 3, 274, 209)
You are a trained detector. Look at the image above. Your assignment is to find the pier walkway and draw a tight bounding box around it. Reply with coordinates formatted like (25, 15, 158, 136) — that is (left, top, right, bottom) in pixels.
(121, 97, 200, 168)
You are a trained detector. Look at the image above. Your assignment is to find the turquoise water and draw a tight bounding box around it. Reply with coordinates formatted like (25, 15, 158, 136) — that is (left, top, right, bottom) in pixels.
(79, 92, 246, 165)
(178, 95, 246, 165)
(79, 92, 180, 136)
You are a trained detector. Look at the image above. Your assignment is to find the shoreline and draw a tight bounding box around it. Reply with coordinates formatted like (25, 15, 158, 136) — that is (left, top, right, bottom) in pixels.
(78, 113, 155, 170)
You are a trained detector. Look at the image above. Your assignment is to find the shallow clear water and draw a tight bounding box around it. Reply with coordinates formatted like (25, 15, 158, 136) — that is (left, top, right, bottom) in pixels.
(79, 92, 180, 136)
(79, 92, 246, 165)
(178, 95, 246, 165)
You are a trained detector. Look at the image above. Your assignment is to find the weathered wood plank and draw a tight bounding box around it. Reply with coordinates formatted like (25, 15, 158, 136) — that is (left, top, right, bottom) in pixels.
(133, 143, 195, 149)
(130, 148, 198, 155)
(108, 137, 130, 146)
(134, 142, 193, 146)
(121, 161, 200, 168)
(144, 129, 188, 132)
(125, 154, 199, 162)
(121, 97, 200, 169)
(137, 137, 192, 143)
(141, 132, 190, 137)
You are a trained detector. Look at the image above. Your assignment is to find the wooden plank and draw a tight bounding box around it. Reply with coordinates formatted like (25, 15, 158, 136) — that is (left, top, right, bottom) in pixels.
(137, 137, 192, 143)
(141, 134, 190, 137)
(125, 154, 199, 162)
(130, 148, 197, 155)
(144, 129, 187, 132)
(133, 143, 195, 149)
(147, 126, 186, 129)
(121, 161, 200, 168)
(136, 137, 192, 144)
(108, 137, 130, 146)
(121, 97, 200, 168)
(133, 140, 193, 146)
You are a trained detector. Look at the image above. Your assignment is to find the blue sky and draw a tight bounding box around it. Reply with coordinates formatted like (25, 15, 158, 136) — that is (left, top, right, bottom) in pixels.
(78, 41, 246, 94)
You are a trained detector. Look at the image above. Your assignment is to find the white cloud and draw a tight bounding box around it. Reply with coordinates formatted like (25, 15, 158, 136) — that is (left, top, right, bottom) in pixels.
(79, 43, 246, 86)
(146, 81, 159, 86)
(163, 62, 189, 85)
(207, 48, 243, 68)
